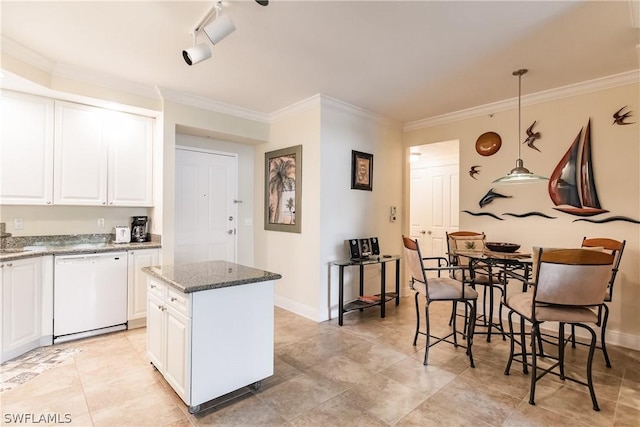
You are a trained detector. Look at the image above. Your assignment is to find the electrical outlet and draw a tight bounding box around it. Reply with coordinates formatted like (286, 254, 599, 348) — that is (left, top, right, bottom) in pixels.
(97, 218, 105, 228)
(13, 218, 23, 230)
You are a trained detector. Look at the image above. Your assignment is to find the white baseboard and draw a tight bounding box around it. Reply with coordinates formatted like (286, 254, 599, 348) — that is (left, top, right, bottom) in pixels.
(274, 294, 319, 322)
(128, 318, 146, 329)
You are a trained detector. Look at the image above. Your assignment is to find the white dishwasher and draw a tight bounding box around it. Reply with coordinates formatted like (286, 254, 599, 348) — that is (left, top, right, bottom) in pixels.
(54, 251, 128, 343)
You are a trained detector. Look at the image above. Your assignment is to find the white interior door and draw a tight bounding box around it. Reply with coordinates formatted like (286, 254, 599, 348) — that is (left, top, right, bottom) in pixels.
(175, 148, 237, 264)
(410, 143, 459, 261)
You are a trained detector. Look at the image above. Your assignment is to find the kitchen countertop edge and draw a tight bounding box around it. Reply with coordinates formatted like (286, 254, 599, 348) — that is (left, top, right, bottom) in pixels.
(142, 262, 282, 294)
(0, 242, 162, 262)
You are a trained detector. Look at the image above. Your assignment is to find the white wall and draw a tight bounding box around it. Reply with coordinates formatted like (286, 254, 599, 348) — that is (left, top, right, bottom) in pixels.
(175, 133, 256, 266)
(254, 101, 322, 320)
(320, 98, 404, 320)
(403, 81, 640, 349)
(254, 96, 403, 322)
(0, 205, 148, 236)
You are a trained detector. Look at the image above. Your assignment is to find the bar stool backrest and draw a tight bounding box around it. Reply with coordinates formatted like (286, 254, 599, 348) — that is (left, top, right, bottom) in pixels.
(581, 237, 626, 302)
(446, 231, 486, 267)
(534, 249, 614, 308)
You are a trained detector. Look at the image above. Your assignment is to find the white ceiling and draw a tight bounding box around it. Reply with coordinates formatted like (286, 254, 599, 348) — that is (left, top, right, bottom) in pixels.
(1, 1, 639, 124)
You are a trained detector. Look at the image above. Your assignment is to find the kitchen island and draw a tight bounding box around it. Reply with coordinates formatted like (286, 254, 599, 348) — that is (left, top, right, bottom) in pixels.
(142, 260, 281, 414)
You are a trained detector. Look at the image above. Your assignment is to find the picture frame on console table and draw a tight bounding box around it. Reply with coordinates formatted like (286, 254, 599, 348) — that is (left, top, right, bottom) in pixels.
(265, 145, 302, 233)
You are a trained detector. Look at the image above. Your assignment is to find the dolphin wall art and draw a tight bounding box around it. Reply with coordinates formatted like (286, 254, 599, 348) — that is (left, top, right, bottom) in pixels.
(479, 188, 512, 208)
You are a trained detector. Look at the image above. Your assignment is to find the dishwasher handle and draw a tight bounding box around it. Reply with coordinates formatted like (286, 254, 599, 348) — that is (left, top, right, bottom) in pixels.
(55, 252, 127, 265)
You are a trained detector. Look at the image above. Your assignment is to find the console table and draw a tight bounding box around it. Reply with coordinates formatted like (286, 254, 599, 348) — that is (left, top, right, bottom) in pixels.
(332, 255, 401, 326)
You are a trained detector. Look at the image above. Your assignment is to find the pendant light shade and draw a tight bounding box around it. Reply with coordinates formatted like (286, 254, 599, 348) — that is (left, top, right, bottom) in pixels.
(492, 69, 548, 185)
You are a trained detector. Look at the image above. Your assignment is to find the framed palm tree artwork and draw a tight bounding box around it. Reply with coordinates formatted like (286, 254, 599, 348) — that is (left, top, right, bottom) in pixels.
(265, 145, 302, 233)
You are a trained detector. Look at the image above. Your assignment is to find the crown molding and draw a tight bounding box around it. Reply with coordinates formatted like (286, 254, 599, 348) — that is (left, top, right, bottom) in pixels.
(269, 94, 322, 122)
(269, 93, 402, 129)
(157, 86, 270, 123)
(1, 36, 56, 73)
(404, 69, 640, 132)
(319, 95, 403, 129)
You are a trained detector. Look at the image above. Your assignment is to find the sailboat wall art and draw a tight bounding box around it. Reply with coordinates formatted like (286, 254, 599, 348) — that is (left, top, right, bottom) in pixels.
(548, 119, 609, 217)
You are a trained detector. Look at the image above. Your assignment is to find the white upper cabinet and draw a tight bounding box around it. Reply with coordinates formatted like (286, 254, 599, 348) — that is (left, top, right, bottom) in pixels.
(0, 91, 54, 205)
(53, 101, 154, 206)
(54, 101, 108, 205)
(106, 110, 154, 207)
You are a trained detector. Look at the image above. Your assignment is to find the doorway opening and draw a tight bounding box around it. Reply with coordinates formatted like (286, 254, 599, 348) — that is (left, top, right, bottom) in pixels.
(409, 140, 460, 262)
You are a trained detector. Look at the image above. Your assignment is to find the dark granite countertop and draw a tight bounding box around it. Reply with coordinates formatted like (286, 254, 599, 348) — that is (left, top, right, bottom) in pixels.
(142, 261, 282, 294)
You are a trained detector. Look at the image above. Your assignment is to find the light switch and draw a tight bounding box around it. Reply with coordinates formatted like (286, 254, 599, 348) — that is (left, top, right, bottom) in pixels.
(97, 218, 105, 228)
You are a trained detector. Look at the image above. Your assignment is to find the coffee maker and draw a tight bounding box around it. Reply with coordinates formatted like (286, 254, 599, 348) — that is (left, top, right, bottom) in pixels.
(131, 216, 149, 242)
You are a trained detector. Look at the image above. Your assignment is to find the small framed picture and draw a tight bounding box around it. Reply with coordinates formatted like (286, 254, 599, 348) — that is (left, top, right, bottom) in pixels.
(351, 150, 373, 191)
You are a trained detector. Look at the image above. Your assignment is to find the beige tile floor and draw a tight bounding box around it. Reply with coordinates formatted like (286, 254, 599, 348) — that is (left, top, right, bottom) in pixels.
(1, 298, 639, 426)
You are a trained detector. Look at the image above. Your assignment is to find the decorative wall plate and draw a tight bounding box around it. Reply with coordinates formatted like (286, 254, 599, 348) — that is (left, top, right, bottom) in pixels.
(475, 132, 502, 156)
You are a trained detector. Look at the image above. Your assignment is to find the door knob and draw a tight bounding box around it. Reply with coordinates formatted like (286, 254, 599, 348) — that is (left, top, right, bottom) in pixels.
(427, 231, 432, 235)
(420, 230, 426, 234)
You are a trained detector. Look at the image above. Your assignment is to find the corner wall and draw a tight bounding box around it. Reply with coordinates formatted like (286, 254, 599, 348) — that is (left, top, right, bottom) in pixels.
(320, 98, 404, 321)
(256, 95, 403, 322)
(254, 101, 322, 320)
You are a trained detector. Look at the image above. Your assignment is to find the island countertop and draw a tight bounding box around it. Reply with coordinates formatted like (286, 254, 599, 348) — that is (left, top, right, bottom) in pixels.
(142, 260, 282, 294)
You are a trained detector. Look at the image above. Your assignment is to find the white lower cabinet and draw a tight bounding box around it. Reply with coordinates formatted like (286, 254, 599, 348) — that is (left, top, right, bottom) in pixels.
(1, 257, 43, 363)
(146, 279, 191, 403)
(145, 276, 275, 413)
(127, 248, 160, 326)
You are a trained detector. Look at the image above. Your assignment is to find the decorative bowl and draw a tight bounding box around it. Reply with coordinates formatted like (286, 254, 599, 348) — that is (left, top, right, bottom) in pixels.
(485, 242, 520, 253)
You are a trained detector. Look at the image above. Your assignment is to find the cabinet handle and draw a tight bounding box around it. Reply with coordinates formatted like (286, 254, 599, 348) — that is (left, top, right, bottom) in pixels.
(47, 201, 52, 204)
(150, 284, 156, 288)
(7, 263, 12, 267)
(102, 202, 106, 205)
(109, 202, 113, 205)
(170, 297, 177, 302)
(0, 265, 4, 268)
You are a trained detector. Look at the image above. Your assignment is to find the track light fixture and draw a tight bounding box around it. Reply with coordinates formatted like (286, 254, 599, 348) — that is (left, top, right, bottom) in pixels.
(182, 1, 236, 66)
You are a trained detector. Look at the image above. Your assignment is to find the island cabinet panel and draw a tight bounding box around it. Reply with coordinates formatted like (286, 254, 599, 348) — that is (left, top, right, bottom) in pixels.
(164, 306, 190, 401)
(146, 292, 165, 373)
(146, 279, 192, 403)
(190, 281, 275, 406)
(143, 260, 280, 413)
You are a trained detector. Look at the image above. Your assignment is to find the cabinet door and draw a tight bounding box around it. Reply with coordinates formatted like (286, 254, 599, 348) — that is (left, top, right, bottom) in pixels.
(54, 101, 108, 205)
(106, 112, 154, 206)
(127, 249, 159, 321)
(164, 306, 191, 403)
(146, 293, 164, 372)
(1, 257, 42, 363)
(0, 92, 54, 205)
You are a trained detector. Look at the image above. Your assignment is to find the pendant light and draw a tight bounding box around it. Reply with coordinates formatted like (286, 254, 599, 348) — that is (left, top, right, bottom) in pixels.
(492, 69, 548, 185)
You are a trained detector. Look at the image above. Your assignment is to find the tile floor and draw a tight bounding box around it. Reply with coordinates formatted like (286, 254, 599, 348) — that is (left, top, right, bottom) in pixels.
(1, 298, 639, 426)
